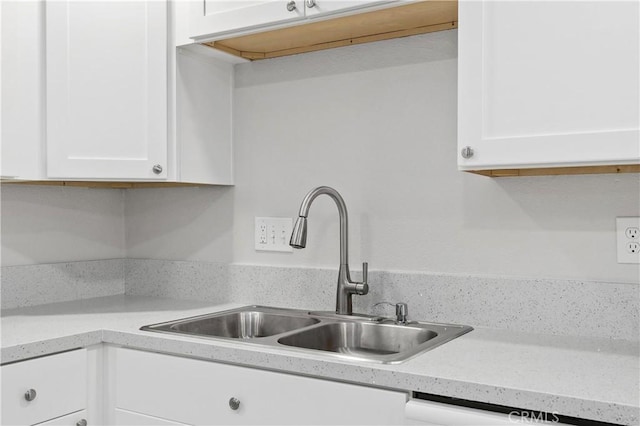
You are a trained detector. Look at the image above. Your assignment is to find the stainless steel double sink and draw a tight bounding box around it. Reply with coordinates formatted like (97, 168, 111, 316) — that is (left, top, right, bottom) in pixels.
(141, 306, 473, 364)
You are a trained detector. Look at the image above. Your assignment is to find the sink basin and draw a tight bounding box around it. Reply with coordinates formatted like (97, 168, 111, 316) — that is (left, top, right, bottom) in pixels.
(141, 308, 319, 339)
(141, 306, 473, 363)
(278, 322, 437, 356)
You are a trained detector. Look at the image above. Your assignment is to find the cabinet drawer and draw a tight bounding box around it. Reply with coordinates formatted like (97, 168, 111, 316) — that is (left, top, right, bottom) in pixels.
(115, 348, 407, 425)
(115, 409, 189, 426)
(33, 410, 87, 426)
(1, 350, 87, 426)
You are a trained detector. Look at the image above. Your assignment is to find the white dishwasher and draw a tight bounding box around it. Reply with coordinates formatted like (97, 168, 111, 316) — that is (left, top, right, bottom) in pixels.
(405, 399, 569, 425)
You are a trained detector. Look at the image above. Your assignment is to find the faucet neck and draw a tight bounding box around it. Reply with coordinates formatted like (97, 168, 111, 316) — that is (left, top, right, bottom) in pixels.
(293, 186, 368, 316)
(297, 186, 349, 266)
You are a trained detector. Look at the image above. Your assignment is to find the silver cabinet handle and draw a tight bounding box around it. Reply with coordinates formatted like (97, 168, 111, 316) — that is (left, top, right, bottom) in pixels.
(152, 164, 163, 174)
(306, 0, 316, 7)
(24, 389, 37, 401)
(460, 146, 474, 159)
(76, 420, 87, 426)
(229, 397, 241, 410)
(286, 1, 296, 11)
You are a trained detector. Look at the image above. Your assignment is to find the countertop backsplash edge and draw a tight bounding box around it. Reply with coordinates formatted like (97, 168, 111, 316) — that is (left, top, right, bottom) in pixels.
(1, 258, 637, 341)
(125, 258, 639, 341)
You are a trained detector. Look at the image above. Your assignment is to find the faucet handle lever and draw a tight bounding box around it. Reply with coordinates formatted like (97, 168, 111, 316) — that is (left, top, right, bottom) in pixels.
(354, 262, 368, 295)
(354, 282, 368, 295)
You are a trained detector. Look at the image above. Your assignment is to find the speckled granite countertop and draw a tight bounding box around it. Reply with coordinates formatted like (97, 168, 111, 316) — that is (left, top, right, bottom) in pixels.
(2, 295, 638, 425)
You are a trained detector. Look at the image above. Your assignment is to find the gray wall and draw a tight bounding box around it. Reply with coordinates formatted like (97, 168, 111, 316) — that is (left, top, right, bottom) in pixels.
(2, 30, 639, 284)
(1, 185, 125, 265)
(125, 31, 640, 284)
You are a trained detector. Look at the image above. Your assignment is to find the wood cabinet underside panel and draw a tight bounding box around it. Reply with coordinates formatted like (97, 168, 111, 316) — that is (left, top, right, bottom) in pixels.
(204, 1, 458, 60)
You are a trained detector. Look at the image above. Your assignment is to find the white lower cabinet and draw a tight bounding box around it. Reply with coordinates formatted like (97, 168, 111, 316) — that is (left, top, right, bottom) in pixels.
(0, 345, 581, 426)
(34, 411, 88, 426)
(110, 347, 408, 425)
(114, 409, 189, 426)
(1, 350, 88, 426)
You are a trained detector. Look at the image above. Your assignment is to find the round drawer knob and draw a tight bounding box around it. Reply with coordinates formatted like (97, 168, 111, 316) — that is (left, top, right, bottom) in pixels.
(460, 146, 474, 159)
(152, 164, 163, 174)
(286, 1, 296, 11)
(306, 0, 316, 7)
(229, 397, 241, 410)
(76, 419, 87, 426)
(24, 389, 37, 402)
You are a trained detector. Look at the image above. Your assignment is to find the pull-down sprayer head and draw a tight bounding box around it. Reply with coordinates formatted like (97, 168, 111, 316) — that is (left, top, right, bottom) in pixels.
(289, 217, 308, 249)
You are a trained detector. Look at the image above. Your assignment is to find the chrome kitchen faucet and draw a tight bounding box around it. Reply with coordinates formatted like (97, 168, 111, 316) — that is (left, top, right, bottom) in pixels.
(289, 186, 368, 315)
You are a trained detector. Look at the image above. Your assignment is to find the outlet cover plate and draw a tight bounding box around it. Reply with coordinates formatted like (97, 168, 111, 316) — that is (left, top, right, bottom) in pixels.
(616, 217, 640, 264)
(255, 217, 293, 252)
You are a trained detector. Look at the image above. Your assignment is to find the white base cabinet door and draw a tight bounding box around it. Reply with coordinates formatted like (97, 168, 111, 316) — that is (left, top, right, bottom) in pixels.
(111, 347, 407, 425)
(33, 411, 88, 426)
(114, 409, 190, 426)
(458, 0, 639, 171)
(46, 0, 168, 180)
(1, 350, 88, 426)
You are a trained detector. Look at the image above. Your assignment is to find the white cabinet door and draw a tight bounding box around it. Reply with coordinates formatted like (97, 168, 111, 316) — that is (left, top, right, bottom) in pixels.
(1, 0, 45, 180)
(33, 410, 88, 426)
(304, 0, 396, 19)
(458, 0, 640, 171)
(115, 409, 190, 426)
(114, 348, 407, 425)
(191, 0, 305, 41)
(46, 1, 168, 180)
(1, 350, 87, 426)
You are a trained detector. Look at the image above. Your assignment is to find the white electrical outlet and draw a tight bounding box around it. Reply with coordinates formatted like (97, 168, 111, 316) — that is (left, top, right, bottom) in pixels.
(616, 217, 640, 263)
(255, 217, 293, 252)
(625, 227, 639, 240)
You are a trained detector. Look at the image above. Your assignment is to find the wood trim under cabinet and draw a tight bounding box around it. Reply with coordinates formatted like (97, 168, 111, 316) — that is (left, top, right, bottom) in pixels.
(467, 164, 640, 177)
(203, 1, 458, 60)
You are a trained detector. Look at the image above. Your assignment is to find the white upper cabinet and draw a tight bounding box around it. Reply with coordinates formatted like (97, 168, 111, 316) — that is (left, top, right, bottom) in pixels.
(190, 0, 305, 41)
(458, 0, 640, 173)
(1, 0, 45, 180)
(46, 1, 168, 180)
(189, 0, 402, 42)
(303, 0, 395, 18)
(174, 46, 234, 185)
(1, 0, 233, 186)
